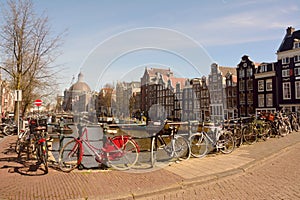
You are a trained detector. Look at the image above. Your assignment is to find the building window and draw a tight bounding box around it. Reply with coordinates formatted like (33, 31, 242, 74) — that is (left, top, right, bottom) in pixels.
(259, 65, 267, 73)
(295, 68, 300, 76)
(239, 80, 244, 91)
(283, 82, 291, 99)
(248, 93, 253, 104)
(294, 42, 300, 49)
(266, 79, 272, 91)
(296, 81, 300, 99)
(233, 89, 236, 97)
(258, 94, 264, 107)
(247, 80, 253, 90)
(213, 75, 217, 82)
(266, 94, 273, 107)
(247, 68, 253, 77)
(239, 69, 244, 78)
(240, 93, 245, 104)
(282, 57, 290, 64)
(282, 69, 290, 77)
(295, 55, 300, 63)
(258, 80, 264, 92)
(226, 79, 232, 86)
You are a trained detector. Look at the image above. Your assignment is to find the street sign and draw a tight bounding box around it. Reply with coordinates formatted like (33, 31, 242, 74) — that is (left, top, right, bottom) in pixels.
(14, 90, 22, 101)
(34, 99, 43, 107)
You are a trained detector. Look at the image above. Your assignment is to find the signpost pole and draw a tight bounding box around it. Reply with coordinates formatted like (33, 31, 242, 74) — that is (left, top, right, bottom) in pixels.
(15, 90, 22, 135)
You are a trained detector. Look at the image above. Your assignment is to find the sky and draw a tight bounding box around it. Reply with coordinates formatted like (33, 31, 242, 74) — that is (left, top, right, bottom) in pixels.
(30, 0, 300, 92)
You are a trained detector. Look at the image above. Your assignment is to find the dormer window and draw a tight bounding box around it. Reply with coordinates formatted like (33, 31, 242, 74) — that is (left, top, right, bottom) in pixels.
(259, 64, 267, 73)
(282, 57, 290, 64)
(294, 41, 300, 49)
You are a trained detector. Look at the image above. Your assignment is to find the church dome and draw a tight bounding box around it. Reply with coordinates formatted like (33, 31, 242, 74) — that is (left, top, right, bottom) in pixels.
(69, 72, 91, 92)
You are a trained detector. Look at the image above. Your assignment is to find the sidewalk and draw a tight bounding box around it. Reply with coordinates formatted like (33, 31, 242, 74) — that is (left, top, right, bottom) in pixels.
(0, 132, 300, 200)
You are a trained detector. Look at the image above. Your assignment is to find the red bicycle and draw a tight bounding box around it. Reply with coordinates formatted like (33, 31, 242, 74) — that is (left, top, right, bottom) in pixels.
(58, 126, 140, 172)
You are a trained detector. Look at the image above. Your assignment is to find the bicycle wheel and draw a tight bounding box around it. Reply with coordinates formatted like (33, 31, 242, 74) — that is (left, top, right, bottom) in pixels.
(173, 135, 190, 161)
(37, 143, 48, 173)
(219, 131, 235, 154)
(58, 138, 82, 172)
(189, 132, 208, 158)
(3, 125, 14, 136)
(107, 138, 139, 170)
(243, 125, 257, 145)
(150, 136, 157, 167)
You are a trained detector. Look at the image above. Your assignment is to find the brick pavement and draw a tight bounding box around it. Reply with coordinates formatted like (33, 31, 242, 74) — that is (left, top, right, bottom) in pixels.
(140, 138, 300, 200)
(0, 132, 299, 200)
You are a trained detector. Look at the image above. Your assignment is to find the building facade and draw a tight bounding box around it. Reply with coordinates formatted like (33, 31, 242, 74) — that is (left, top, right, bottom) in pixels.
(208, 63, 235, 121)
(115, 81, 141, 119)
(140, 67, 186, 121)
(62, 72, 92, 114)
(276, 26, 300, 112)
(225, 72, 237, 119)
(236, 55, 257, 117)
(254, 62, 278, 115)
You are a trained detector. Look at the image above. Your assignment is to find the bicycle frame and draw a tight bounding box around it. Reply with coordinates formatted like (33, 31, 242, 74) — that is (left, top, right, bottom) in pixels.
(74, 127, 139, 166)
(202, 126, 226, 150)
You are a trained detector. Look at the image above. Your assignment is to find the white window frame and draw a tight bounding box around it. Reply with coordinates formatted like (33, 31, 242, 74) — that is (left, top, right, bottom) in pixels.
(239, 80, 244, 91)
(266, 94, 273, 107)
(260, 65, 267, 73)
(283, 82, 291, 100)
(296, 81, 300, 99)
(266, 79, 272, 91)
(282, 69, 290, 77)
(295, 68, 300, 76)
(247, 68, 253, 77)
(295, 55, 300, 63)
(247, 80, 253, 90)
(258, 80, 264, 92)
(294, 42, 300, 49)
(258, 94, 264, 107)
(239, 69, 244, 78)
(282, 57, 290, 64)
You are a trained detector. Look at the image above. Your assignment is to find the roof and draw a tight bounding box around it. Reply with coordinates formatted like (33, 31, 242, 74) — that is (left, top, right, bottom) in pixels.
(69, 72, 91, 92)
(219, 66, 237, 76)
(146, 68, 173, 77)
(168, 77, 187, 91)
(278, 27, 300, 52)
(143, 67, 187, 91)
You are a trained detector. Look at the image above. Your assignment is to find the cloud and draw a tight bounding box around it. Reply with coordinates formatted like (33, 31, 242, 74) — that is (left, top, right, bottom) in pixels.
(176, 1, 300, 46)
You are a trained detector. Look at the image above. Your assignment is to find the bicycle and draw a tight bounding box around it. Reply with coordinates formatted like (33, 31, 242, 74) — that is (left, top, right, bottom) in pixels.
(189, 123, 235, 158)
(150, 122, 190, 167)
(58, 126, 140, 172)
(242, 116, 271, 144)
(15, 127, 33, 160)
(34, 126, 49, 173)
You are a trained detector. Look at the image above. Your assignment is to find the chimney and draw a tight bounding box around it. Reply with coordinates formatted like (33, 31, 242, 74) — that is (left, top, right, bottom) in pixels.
(286, 26, 295, 36)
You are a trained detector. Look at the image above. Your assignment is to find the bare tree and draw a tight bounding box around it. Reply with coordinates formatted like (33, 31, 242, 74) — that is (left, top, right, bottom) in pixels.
(0, 0, 64, 118)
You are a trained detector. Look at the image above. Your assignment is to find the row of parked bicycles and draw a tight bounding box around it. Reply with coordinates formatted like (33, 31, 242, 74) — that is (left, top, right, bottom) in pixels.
(11, 111, 300, 173)
(14, 117, 50, 173)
